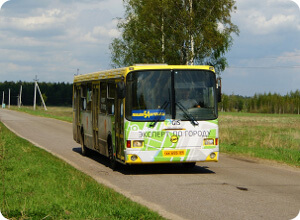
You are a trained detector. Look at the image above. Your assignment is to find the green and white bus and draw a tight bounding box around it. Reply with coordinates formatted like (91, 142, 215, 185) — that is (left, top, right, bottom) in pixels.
(73, 65, 221, 169)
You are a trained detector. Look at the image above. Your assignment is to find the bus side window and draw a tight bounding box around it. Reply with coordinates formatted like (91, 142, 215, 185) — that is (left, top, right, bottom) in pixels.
(100, 82, 107, 113)
(107, 83, 115, 115)
(86, 84, 92, 111)
(81, 85, 87, 111)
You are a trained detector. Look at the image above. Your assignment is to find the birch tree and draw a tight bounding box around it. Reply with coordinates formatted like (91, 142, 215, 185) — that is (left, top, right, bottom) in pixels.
(110, 0, 239, 74)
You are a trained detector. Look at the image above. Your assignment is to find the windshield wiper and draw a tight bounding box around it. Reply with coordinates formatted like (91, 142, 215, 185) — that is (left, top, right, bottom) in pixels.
(176, 102, 199, 126)
(149, 101, 169, 128)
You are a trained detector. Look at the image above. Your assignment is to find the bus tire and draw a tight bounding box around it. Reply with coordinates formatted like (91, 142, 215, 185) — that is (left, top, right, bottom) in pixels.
(80, 129, 89, 156)
(108, 138, 117, 170)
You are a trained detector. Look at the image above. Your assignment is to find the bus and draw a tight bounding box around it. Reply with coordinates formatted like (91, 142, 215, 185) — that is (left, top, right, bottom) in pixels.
(73, 65, 221, 169)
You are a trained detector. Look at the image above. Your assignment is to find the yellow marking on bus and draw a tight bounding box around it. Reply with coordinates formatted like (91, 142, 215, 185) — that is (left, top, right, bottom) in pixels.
(163, 150, 186, 157)
(74, 65, 215, 83)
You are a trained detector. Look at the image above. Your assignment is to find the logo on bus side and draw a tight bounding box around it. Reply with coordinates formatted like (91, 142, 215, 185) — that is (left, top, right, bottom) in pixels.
(170, 135, 178, 143)
(132, 109, 166, 120)
(164, 119, 181, 126)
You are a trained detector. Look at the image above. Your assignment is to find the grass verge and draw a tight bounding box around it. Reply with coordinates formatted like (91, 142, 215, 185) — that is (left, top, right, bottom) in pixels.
(6, 106, 300, 167)
(0, 122, 164, 220)
(9, 106, 73, 123)
(219, 112, 300, 167)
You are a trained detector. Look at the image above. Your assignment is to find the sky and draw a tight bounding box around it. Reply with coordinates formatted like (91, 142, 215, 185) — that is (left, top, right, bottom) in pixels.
(0, 0, 299, 96)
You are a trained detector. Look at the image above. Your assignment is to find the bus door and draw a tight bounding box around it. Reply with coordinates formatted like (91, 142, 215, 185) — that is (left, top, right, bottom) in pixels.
(74, 85, 81, 142)
(115, 97, 125, 161)
(92, 83, 100, 151)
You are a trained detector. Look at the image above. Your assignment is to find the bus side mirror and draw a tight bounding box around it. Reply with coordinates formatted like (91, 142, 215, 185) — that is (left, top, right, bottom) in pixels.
(217, 77, 222, 103)
(117, 81, 126, 99)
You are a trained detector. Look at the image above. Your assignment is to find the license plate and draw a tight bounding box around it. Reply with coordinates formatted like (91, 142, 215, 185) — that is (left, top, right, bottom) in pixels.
(163, 150, 186, 157)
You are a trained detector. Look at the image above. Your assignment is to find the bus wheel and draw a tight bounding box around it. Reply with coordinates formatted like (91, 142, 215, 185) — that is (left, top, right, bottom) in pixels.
(80, 131, 89, 156)
(108, 140, 117, 170)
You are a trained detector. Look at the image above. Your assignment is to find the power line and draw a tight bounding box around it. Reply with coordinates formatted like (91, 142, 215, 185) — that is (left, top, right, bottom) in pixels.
(227, 65, 300, 69)
(227, 54, 300, 60)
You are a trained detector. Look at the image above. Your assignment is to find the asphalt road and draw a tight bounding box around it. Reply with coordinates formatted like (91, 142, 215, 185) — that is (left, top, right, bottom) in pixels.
(0, 109, 299, 220)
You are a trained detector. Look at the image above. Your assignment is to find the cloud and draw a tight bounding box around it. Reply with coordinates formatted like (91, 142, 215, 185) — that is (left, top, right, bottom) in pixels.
(249, 13, 298, 34)
(222, 0, 300, 95)
(0, 0, 124, 83)
(0, 6, 76, 34)
(276, 50, 300, 64)
(80, 25, 120, 43)
(234, 0, 300, 35)
(0, 0, 299, 96)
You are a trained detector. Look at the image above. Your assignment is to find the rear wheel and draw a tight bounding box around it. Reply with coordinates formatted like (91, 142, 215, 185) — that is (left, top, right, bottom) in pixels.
(80, 130, 89, 156)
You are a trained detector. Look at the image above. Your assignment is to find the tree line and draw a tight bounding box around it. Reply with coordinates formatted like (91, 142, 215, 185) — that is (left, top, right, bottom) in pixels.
(2, 81, 299, 114)
(0, 81, 73, 107)
(220, 91, 300, 114)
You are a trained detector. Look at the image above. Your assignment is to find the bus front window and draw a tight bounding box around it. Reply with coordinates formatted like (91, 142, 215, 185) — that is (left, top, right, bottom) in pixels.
(126, 70, 172, 121)
(174, 70, 217, 121)
(125, 70, 217, 122)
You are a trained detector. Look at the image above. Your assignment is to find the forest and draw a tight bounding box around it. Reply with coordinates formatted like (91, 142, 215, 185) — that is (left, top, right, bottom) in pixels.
(0, 81, 299, 114)
(220, 91, 300, 114)
(0, 81, 73, 106)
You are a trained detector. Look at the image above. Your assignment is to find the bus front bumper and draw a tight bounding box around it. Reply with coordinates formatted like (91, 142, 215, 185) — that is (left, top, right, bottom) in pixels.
(125, 148, 219, 164)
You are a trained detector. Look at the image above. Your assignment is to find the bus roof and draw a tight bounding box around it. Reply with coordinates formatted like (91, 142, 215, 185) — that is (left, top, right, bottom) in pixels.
(73, 65, 215, 83)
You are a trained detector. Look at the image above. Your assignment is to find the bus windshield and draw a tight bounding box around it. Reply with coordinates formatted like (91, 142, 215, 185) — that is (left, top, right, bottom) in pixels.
(125, 69, 217, 122)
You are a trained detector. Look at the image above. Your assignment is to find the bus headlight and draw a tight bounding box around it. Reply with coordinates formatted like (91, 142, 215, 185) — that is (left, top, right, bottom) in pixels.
(131, 155, 138, 161)
(203, 138, 214, 146)
(210, 152, 216, 159)
(133, 140, 144, 148)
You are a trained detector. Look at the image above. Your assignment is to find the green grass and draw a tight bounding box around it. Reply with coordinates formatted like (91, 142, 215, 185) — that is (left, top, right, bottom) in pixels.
(9, 106, 73, 123)
(219, 112, 300, 167)
(6, 106, 300, 167)
(0, 122, 164, 220)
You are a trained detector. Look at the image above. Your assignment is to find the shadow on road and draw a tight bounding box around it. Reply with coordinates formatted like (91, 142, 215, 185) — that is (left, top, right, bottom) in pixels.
(120, 164, 215, 175)
(72, 147, 215, 175)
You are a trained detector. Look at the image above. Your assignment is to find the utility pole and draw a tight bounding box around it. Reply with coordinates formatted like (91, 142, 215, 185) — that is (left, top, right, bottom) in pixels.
(33, 75, 47, 111)
(33, 76, 37, 110)
(1, 91, 4, 108)
(37, 83, 47, 111)
(8, 89, 10, 109)
(19, 85, 22, 108)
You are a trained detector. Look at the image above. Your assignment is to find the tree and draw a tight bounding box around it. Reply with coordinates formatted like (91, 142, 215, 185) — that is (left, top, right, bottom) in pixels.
(110, 0, 239, 74)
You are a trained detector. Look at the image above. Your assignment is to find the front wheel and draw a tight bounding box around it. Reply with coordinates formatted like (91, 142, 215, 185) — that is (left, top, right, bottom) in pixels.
(108, 140, 117, 170)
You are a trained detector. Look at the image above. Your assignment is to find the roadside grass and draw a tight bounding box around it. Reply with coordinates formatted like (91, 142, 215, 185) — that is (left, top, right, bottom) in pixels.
(9, 106, 73, 123)
(0, 122, 164, 220)
(219, 112, 300, 167)
(6, 106, 300, 167)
